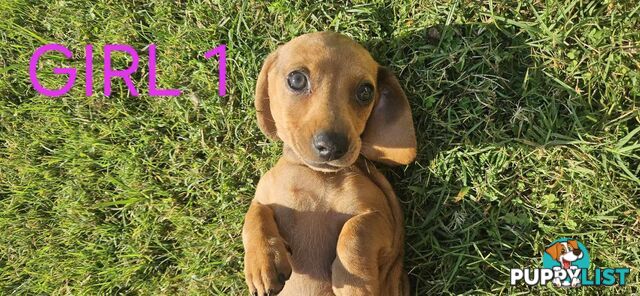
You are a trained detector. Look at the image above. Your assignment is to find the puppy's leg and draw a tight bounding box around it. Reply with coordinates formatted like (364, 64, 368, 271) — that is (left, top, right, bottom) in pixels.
(331, 211, 392, 296)
(243, 201, 292, 296)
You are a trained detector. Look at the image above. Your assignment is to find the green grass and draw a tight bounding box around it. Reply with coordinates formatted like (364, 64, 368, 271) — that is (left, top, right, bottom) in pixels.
(1, 0, 638, 295)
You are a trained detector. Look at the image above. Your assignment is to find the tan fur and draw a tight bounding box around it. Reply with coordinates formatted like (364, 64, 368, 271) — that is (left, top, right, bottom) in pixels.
(566, 240, 579, 251)
(545, 242, 564, 261)
(243, 32, 416, 296)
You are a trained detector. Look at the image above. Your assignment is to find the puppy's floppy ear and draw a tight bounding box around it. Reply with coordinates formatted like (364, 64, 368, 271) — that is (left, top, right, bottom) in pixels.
(361, 67, 417, 166)
(545, 243, 563, 260)
(567, 240, 579, 250)
(255, 50, 279, 140)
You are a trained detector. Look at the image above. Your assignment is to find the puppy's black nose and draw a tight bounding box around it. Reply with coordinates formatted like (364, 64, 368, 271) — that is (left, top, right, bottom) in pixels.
(312, 131, 348, 161)
(573, 249, 582, 256)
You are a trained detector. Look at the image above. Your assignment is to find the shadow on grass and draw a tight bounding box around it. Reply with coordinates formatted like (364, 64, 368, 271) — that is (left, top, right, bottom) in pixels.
(363, 23, 631, 294)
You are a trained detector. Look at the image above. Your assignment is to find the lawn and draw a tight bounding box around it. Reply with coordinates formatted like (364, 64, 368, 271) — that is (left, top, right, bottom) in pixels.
(1, 0, 638, 295)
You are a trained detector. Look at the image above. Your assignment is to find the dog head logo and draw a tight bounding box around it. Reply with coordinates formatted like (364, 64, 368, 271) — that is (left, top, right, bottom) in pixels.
(544, 239, 587, 269)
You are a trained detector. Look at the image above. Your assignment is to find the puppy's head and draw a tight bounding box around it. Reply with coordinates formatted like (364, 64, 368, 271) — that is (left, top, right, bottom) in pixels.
(255, 32, 416, 172)
(545, 240, 583, 268)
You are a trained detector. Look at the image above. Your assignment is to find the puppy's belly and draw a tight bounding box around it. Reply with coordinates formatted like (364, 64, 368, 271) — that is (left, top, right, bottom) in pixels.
(273, 205, 351, 295)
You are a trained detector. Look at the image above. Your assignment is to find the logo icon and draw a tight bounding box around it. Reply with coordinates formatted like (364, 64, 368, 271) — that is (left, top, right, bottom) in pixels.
(542, 238, 590, 287)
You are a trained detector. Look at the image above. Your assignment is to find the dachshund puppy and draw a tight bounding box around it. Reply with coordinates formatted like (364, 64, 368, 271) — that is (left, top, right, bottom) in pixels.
(243, 32, 416, 296)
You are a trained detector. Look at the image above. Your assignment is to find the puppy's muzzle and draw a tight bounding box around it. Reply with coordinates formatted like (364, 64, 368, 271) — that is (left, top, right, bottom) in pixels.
(312, 131, 348, 161)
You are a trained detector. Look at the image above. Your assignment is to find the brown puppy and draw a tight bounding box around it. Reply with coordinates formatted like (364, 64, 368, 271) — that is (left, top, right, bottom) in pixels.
(243, 32, 416, 296)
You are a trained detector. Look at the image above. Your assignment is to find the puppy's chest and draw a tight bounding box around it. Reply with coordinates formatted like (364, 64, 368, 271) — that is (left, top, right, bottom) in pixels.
(272, 182, 353, 238)
(269, 175, 367, 274)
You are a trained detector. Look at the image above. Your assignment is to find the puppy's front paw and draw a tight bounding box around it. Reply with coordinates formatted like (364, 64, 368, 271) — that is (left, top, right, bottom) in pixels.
(244, 237, 293, 296)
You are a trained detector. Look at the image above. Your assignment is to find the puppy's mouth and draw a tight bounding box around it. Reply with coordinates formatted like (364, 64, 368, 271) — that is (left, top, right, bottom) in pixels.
(295, 146, 359, 173)
(288, 135, 360, 172)
(561, 258, 571, 269)
(302, 159, 346, 172)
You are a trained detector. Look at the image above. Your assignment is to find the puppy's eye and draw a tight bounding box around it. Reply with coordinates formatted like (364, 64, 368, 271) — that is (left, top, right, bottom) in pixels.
(287, 71, 308, 91)
(356, 83, 374, 104)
